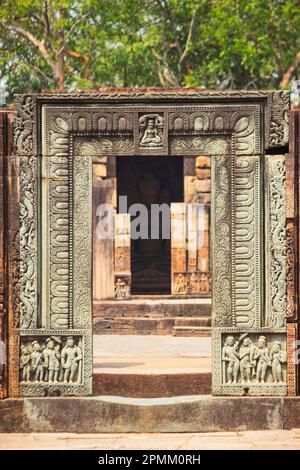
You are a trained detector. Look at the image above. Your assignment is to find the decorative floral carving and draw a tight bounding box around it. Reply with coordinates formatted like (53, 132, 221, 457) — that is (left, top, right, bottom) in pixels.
(20, 335, 82, 384)
(19, 157, 37, 329)
(213, 153, 232, 326)
(268, 91, 289, 148)
(265, 156, 286, 328)
(14, 96, 34, 154)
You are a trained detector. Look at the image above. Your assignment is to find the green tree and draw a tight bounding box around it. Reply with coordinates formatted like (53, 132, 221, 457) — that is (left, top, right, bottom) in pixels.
(0, 0, 299, 99)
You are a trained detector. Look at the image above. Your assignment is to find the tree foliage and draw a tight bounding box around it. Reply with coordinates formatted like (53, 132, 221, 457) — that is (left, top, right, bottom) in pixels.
(0, 0, 300, 99)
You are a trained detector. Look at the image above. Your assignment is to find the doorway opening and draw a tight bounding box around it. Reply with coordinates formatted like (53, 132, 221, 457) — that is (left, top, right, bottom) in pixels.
(117, 156, 184, 295)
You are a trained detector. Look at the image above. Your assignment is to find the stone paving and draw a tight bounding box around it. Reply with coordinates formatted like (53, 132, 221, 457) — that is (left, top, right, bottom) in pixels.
(93, 334, 211, 373)
(1, 430, 300, 450)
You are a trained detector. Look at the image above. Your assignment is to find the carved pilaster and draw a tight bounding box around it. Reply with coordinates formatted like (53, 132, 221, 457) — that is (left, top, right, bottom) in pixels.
(19, 156, 38, 330)
(265, 155, 286, 328)
(233, 155, 262, 328)
(267, 91, 289, 149)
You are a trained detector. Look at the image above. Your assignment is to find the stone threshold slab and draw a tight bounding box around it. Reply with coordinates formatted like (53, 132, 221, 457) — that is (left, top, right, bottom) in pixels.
(1, 396, 299, 433)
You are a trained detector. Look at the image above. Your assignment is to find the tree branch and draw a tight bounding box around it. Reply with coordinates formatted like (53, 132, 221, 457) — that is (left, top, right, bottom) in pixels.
(280, 51, 300, 87)
(64, 49, 89, 79)
(179, 9, 197, 67)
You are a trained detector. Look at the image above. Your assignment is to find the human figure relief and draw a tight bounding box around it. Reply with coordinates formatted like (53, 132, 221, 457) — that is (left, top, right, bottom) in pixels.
(199, 273, 210, 293)
(61, 337, 82, 383)
(30, 341, 44, 382)
(43, 337, 61, 383)
(239, 337, 255, 384)
(270, 341, 286, 383)
(174, 274, 187, 295)
(253, 336, 271, 383)
(140, 117, 162, 147)
(189, 272, 200, 294)
(222, 336, 240, 384)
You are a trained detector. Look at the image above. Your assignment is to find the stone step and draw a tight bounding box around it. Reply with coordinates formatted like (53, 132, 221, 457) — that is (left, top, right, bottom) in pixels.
(1, 396, 297, 433)
(175, 316, 211, 327)
(94, 317, 174, 335)
(94, 316, 212, 335)
(172, 326, 211, 337)
(93, 298, 211, 319)
(93, 371, 211, 397)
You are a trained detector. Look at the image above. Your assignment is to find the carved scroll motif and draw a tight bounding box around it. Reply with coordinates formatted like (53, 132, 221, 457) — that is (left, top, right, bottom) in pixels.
(286, 222, 296, 320)
(265, 156, 286, 329)
(212, 151, 232, 326)
(73, 156, 92, 328)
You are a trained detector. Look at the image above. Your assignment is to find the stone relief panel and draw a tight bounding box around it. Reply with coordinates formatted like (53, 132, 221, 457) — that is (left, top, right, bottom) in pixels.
(265, 155, 286, 328)
(213, 329, 287, 396)
(20, 331, 92, 396)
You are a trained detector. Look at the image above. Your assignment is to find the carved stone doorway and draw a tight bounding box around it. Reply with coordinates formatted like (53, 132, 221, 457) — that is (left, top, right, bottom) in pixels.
(12, 89, 292, 398)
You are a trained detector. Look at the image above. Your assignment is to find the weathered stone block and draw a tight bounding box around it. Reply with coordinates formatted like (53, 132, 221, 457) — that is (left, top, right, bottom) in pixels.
(196, 168, 211, 179)
(196, 156, 211, 168)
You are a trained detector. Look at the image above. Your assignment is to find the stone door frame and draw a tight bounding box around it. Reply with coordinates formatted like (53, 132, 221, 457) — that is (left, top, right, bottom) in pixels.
(13, 90, 290, 397)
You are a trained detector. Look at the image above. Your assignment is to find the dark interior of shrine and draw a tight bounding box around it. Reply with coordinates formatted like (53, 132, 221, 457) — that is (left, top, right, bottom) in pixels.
(117, 156, 184, 295)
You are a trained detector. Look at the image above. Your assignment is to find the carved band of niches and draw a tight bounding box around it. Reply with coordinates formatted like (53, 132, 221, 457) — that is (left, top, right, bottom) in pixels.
(20, 335, 83, 385)
(218, 332, 287, 392)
